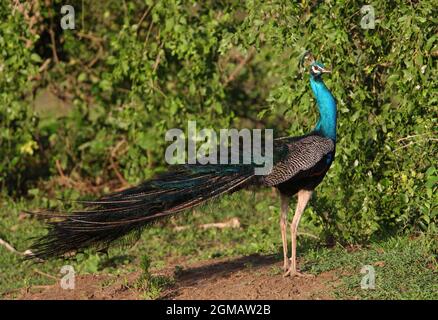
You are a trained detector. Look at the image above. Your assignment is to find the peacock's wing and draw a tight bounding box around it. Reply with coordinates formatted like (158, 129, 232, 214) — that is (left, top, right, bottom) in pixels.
(262, 134, 334, 186)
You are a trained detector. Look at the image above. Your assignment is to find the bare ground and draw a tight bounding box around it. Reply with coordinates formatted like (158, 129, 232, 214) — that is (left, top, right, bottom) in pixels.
(14, 254, 341, 300)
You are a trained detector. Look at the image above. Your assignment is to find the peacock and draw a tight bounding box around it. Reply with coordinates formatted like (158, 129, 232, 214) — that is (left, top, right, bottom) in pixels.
(29, 51, 337, 278)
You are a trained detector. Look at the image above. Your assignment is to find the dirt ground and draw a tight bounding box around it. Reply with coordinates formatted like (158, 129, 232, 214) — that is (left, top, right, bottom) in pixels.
(15, 254, 341, 300)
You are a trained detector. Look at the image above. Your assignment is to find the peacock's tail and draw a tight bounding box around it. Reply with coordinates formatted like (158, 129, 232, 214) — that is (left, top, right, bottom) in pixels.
(29, 164, 256, 259)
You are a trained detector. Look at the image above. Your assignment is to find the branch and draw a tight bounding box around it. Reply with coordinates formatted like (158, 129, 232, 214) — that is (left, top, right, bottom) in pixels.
(0, 238, 38, 259)
(297, 232, 319, 239)
(224, 47, 256, 86)
(137, 4, 155, 35)
(109, 139, 130, 187)
(174, 218, 241, 231)
(153, 41, 165, 73)
(77, 31, 104, 42)
(34, 269, 58, 281)
(396, 132, 437, 142)
(110, 157, 128, 186)
(0, 238, 20, 254)
(48, 7, 59, 64)
(38, 58, 51, 73)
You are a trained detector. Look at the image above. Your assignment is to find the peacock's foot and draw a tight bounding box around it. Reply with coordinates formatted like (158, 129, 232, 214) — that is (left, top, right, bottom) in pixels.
(283, 267, 315, 278)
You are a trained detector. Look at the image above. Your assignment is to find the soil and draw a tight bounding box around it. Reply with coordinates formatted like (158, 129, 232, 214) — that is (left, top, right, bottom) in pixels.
(14, 254, 340, 300)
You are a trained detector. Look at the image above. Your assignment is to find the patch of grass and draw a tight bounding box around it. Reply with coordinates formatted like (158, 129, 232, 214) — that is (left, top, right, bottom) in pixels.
(301, 234, 437, 299)
(135, 255, 175, 300)
(99, 277, 118, 289)
(173, 265, 184, 278)
(268, 266, 283, 276)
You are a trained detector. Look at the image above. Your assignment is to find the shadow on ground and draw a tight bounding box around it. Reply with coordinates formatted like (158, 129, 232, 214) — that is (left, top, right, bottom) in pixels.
(161, 253, 338, 300)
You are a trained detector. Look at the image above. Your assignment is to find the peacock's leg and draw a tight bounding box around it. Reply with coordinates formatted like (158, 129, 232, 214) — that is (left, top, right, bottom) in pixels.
(284, 189, 314, 278)
(280, 193, 290, 272)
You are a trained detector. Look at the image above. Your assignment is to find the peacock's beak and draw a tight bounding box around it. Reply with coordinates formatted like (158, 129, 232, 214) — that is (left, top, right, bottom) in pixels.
(320, 66, 331, 74)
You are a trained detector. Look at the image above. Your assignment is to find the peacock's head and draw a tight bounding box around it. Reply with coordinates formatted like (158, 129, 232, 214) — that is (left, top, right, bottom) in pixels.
(299, 51, 331, 78)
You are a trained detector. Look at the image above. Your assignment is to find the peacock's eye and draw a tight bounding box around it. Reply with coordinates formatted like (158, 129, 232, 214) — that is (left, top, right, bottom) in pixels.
(311, 65, 320, 73)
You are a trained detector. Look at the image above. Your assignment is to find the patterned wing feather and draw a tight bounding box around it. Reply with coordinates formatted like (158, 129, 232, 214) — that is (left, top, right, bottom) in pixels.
(262, 135, 334, 186)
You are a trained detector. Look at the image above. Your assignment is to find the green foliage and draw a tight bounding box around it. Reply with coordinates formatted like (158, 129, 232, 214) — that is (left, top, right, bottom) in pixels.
(136, 254, 174, 299)
(0, 1, 41, 191)
(0, 0, 436, 241)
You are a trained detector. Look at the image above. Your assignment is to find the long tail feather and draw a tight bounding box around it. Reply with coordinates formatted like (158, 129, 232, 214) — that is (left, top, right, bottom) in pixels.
(29, 165, 256, 259)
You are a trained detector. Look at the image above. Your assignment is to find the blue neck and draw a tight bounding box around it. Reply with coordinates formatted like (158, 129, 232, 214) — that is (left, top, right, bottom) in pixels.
(310, 76, 337, 142)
